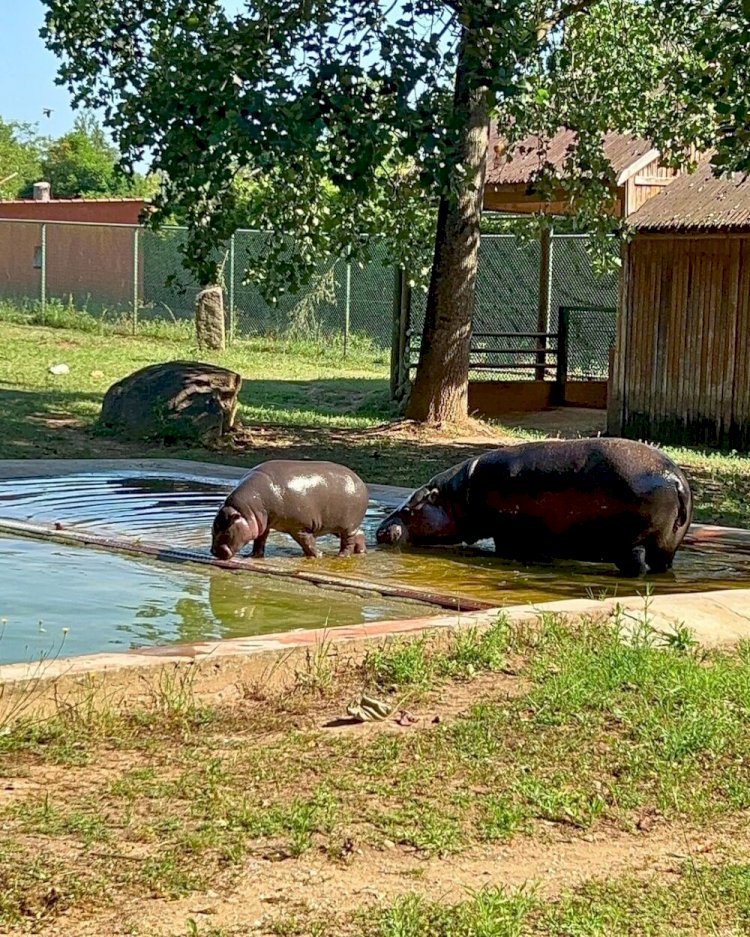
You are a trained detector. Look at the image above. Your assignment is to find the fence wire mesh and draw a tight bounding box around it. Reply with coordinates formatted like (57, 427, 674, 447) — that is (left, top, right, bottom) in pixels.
(0, 219, 618, 376)
(562, 307, 618, 380)
(410, 234, 618, 380)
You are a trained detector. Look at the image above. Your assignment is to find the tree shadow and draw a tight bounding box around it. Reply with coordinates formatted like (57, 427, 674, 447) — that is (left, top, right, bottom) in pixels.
(0, 378, 600, 499)
(0, 386, 116, 459)
(237, 376, 393, 422)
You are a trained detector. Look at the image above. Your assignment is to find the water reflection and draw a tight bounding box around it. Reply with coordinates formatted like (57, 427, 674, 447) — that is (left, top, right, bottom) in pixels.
(0, 536, 432, 665)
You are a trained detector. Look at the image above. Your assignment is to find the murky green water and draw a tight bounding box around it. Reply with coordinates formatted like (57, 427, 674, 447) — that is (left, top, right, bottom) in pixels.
(0, 535, 434, 666)
(0, 471, 748, 664)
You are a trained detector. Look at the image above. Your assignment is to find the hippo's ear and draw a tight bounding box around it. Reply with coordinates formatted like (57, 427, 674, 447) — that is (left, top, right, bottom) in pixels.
(427, 488, 440, 504)
(216, 505, 242, 529)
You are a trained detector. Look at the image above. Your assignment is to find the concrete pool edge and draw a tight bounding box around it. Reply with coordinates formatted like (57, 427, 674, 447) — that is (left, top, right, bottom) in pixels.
(1, 588, 750, 725)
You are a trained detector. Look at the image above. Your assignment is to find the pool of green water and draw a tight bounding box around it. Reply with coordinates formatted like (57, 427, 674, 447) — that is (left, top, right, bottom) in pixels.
(0, 470, 748, 664)
(0, 535, 434, 666)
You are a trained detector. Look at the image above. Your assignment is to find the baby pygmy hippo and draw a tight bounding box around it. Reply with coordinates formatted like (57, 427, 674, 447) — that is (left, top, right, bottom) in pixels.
(211, 460, 368, 560)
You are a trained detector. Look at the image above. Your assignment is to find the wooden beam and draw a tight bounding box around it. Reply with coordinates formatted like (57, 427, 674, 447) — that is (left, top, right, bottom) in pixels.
(483, 184, 624, 218)
(633, 175, 675, 186)
(536, 227, 552, 379)
(615, 149, 661, 185)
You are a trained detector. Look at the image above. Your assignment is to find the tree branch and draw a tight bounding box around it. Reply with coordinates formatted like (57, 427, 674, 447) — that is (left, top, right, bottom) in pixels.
(537, 0, 602, 41)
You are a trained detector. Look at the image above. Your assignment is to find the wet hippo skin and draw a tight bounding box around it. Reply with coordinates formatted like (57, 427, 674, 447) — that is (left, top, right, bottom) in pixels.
(211, 460, 368, 559)
(376, 438, 693, 576)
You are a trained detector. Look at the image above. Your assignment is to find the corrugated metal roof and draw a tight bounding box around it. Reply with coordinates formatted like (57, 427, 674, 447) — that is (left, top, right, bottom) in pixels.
(486, 125, 654, 186)
(629, 158, 750, 230)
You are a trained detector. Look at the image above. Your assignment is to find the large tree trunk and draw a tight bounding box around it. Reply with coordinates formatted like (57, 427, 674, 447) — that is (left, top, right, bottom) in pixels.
(405, 34, 490, 424)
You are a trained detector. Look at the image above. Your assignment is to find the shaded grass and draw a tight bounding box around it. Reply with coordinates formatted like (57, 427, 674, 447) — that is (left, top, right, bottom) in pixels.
(2, 613, 750, 928)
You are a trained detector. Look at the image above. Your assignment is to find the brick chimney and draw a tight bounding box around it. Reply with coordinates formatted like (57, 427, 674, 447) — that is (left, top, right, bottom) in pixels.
(32, 181, 51, 202)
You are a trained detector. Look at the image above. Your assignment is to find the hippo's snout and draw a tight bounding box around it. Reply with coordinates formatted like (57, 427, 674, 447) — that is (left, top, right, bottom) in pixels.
(376, 521, 407, 546)
(212, 543, 234, 561)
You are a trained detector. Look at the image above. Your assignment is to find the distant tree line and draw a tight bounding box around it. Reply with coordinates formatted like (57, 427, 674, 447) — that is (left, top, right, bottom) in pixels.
(0, 112, 154, 200)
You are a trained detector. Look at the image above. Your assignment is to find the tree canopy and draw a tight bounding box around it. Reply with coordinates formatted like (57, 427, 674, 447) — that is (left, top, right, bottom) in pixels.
(0, 112, 153, 200)
(40, 0, 750, 421)
(0, 120, 42, 199)
(40, 114, 154, 198)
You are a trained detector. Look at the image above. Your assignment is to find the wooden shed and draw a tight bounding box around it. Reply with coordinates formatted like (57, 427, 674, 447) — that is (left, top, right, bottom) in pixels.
(485, 127, 679, 218)
(608, 160, 750, 449)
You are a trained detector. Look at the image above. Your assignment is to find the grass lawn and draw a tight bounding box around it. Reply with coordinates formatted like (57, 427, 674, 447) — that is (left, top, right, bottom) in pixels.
(1, 612, 750, 935)
(1, 311, 750, 527)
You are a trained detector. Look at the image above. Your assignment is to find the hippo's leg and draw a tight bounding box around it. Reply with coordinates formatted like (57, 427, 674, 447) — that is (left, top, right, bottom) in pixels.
(616, 545, 648, 577)
(251, 530, 269, 558)
(339, 530, 366, 556)
(291, 530, 323, 559)
(494, 535, 550, 565)
(646, 543, 675, 574)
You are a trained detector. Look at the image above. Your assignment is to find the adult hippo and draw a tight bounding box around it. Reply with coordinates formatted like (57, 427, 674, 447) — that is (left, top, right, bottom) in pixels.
(376, 438, 692, 576)
(211, 460, 368, 559)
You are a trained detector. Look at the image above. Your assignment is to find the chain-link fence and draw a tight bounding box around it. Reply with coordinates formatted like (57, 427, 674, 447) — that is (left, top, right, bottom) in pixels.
(409, 234, 617, 380)
(0, 220, 617, 372)
(560, 306, 618, 380)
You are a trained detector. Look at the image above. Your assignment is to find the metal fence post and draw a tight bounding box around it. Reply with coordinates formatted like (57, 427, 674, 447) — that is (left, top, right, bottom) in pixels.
(40, 222, 47, 323)
(228, 234, 236, 344)
(132, 227, 139, 335)
(344, 260, 351, 357)
(555, 305, 570, 405)
(390, 267, 404, 398)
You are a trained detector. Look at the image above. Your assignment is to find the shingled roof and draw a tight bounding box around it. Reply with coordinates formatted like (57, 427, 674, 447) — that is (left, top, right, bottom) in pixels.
(628, 158, 750, 231)
(486, 125, 656, 187)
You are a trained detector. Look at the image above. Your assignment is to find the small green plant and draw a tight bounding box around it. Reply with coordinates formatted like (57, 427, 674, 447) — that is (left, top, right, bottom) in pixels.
(435, 618, 510, 679)
(294, 633, 337, 696)
(476, 794, 525, 842)
(367, 635, 433, 689)
(377, 803, 462, 856)
(144, 663, 213, 727)
(658, 622, 700, 654)
(139, 851, 201, 898)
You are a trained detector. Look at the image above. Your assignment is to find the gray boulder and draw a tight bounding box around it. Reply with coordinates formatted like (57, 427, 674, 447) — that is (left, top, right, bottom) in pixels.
(100, 361, 241, 443)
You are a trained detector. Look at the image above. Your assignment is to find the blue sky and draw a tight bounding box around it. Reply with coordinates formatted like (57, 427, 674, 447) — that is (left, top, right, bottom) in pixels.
(0, 0, 245, 139)
(0, 2, 78, 138)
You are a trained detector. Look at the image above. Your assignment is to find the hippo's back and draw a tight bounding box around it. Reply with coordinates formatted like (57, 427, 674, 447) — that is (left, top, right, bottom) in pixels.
(232, 460, 368, 532)
(471, 438, 680, 496)
(463, 438, 690, 560)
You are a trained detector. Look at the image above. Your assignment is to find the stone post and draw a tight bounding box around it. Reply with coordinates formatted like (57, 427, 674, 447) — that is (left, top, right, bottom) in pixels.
(195, 285, 226, 351)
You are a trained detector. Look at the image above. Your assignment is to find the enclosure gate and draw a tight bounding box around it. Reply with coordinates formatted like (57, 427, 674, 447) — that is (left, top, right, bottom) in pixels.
(392, 299, 617, 403)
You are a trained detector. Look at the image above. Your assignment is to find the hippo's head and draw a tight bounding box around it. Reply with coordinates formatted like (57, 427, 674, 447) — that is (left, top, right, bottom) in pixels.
(376, 485, 461, 547)
(211, 505, 258, 560)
